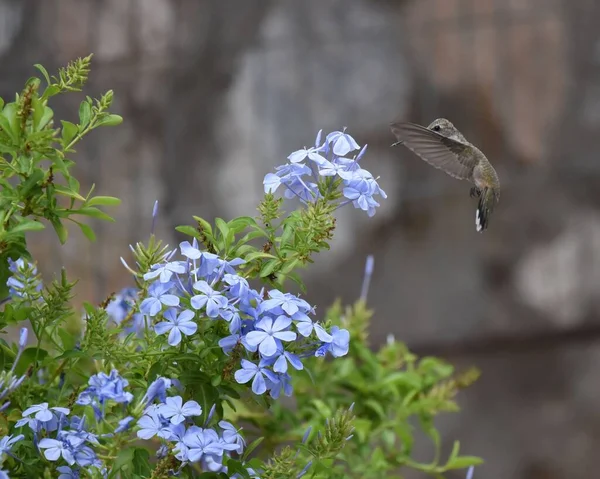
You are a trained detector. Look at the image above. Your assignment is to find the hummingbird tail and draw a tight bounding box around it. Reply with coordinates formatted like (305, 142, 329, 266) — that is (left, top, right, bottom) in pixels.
(475, 187, 496, 232)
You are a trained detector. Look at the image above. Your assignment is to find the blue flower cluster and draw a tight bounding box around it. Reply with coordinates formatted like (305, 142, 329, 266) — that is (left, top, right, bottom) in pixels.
(13, 369, 138, 477)
(76, 370, 134, 418)
(136, 377, 248, 475)
(137, 239, 350, 397)
(6, 258, 43, 300)
(16, 404, 104, 477)
(263, 128, 387, 216)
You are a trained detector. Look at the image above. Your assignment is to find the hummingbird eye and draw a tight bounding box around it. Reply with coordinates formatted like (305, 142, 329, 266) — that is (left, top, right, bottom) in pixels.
(432, 125, 441, 132)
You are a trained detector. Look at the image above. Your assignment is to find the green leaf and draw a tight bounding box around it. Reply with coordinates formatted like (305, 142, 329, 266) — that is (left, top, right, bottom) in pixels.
(0, 97, 4, 110)
(57, 328, 76, 351)
(85, 195, 121, 207)
(61, 120, 78, 147)
(445, 456, 484, 470)
(215, 217, 230, 243)
(53, 349, 87, 361)
(9, 219, 45, 235)
(78, 100, 92, 128)
(175, 225, 200, 238)
(0, 103, 18, 143)
(228, 216, 257, 234)
(96, 114, 123, 127)
(15, 347, 48, 375)
(41, 84, 61, 100)
(109, 448, 134, 478)
(241, 437, 264, 460)
(259, 259, 280, 278)
(244, 252, 277, 262)
(132, 448, 152, 476)
(75, 221, 96, 241)
(19, 169, 45, 196)
(34, 64, 51, 85)
(193, 216, 214, 237)
(74, 207, 115, 222)
(51, 218, 68, 244)
(53, 184, 86, 201)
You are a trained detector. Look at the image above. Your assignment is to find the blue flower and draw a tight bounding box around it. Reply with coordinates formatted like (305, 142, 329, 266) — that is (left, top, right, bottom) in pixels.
(142, 377, 172, 405)
(218, 421, 245, 454)
(181, 427, 227, 462)
(287, 147, 328, 166)
(157, 396, 202, 425)
(154, 309, 197, 346)
(76, 370, 133, 417)
(0, 434, 23, 456)
(316, 326, 350, 358)
(273, 350, 303, 373)
(18, 403, 69, 432)
(57, 466, 80, 479)
(38, 437, 77, 465)
(143, 259, 187, 283)
(292, 313, 332, 341)
(140, 281, 180, 316)
(191, 281, 228, 318)
(245, 316, 297, 357)
(136, 411, 169, 440)
(115, 416, 135, 434)
(234, 359, 278, 395)
(260, 290, 307, 316)
(466, 466, 475, 479)
(326, 129, 360, 156)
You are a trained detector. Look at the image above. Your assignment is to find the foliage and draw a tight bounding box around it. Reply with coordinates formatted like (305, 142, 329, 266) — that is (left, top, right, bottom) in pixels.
(0, 56, 481, 478)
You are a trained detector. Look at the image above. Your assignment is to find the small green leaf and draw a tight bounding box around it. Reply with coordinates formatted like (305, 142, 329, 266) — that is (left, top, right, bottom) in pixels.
(53, 184, 86, 201)
(78, 100, 92, 128)
(74, 207, 115, 222)
(9, 220, 45, 235)
(109, 448, 134, 478)
(14, 347, 48, 375)
(41, 85, 61, 100)
(96, 114, 123, 127)
(61, 120, 78, 147)
(75, 221, 96, 242)
(241, 437, 264, 460)
(259, 259, 280, 278)
(51, 218, 68, 244)
(0, 103, 18, 143)
(34, 64, 51, 85)
(445, 456, 484, 470)
(228, 216, 257, 234)
(0, 97, 4, 110)
(193, 216, 213, 237)
(244, 252, 277, 262)
(85, 195, 121, 207)
(53, 349, 86, 361)
(215, 218, 230, 241)
(132, 448, 152, 476)
(175, 225, 200, 238)
(19, 169, 45, 196)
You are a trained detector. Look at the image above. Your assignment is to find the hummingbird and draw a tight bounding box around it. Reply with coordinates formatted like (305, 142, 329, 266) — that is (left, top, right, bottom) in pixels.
(390, 118, 500, 232)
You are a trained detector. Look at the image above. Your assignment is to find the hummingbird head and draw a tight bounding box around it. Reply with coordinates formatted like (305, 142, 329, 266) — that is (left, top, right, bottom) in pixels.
(426, 118, 467, 143)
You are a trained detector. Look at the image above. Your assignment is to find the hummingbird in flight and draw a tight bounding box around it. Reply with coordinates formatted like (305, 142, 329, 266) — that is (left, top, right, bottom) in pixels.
(390, 118, 500, 232)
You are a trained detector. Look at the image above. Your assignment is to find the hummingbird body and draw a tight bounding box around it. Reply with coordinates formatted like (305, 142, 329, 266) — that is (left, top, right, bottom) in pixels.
(390, 118, 500, 232)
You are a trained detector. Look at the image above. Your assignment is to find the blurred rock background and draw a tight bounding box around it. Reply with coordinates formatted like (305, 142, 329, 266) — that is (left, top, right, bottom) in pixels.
(1, 0, 599, 477)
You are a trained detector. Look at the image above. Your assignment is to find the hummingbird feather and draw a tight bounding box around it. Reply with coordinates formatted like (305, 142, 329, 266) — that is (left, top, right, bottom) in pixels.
(476, 187, 496, 232)
(389, 122, 477, 180)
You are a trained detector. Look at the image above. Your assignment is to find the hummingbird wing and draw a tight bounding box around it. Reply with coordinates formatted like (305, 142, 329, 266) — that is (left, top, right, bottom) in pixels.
(390, 122, 476, 180)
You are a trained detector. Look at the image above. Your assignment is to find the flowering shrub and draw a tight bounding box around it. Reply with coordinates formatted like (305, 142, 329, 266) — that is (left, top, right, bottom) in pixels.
(0, 56, 482, 478)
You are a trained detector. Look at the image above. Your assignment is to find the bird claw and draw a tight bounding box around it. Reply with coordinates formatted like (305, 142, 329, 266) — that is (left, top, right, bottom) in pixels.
(391, 141, 404, 147)
(470, 187, 481, 198)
